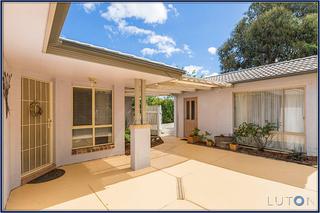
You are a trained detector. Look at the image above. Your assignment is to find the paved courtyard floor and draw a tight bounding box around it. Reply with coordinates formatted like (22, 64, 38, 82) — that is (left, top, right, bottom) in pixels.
(6, 136, 318, 210)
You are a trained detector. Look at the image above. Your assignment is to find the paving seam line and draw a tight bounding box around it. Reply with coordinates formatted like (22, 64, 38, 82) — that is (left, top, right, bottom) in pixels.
(88, 184, 110, 211)
(176, 177, 185, 200)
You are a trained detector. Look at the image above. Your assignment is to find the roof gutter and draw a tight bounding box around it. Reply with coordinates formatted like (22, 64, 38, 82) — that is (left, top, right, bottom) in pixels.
(43, 3, 185, 79)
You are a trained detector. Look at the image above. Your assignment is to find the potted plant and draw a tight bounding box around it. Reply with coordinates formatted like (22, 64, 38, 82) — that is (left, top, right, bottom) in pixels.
(229, 134, 238, 151)
(201, 131, 214, 147)
(214, 134, 233, 148)
(207, 139, 214, 147)
(187, 128, 200, 143)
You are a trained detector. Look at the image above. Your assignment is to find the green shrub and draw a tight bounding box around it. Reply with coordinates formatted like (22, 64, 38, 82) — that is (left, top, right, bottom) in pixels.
(234, 122, 278, 151)
(125, 128, 130, 143)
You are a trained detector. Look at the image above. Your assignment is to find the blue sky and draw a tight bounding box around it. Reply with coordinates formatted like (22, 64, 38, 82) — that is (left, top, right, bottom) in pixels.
(61, 2, 250, 76)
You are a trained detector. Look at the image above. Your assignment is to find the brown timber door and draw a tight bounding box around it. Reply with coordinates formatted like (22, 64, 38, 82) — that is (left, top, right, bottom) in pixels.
(184, 97, 198, 137)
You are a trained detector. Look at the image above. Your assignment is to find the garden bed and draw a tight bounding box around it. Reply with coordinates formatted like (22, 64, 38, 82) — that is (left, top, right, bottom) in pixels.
(125, 136, 164, 155)
(189, 141, 317, 167)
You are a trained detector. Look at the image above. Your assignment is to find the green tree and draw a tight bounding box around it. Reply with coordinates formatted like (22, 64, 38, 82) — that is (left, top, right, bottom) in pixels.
(218, 2, 318, 72)
(147, 96, 174, 123)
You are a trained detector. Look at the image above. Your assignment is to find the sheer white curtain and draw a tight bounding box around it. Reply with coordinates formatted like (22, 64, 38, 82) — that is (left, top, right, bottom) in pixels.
(234, 88, 305, 152)
(284, 89, 304, 133)
(283, 88, 305, 152)
(234, 90, 282, 128)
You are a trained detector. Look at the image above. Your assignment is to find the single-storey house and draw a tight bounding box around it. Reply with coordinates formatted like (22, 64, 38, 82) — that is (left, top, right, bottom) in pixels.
(2, 2, 318, 209)
(174, 56, 318, 156)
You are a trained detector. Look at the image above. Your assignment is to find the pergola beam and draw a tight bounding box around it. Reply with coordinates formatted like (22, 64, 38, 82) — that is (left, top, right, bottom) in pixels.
(159, 82, 213, 90)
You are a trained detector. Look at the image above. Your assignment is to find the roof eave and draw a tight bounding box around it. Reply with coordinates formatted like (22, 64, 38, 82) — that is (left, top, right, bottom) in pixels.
(43, 2, 185, 79)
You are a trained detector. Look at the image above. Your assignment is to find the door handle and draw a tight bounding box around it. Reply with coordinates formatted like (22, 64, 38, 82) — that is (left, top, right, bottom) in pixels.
(48, 119, 53, 128)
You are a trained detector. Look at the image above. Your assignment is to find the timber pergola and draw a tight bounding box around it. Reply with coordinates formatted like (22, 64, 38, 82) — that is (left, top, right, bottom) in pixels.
(125, 75, 232, 96)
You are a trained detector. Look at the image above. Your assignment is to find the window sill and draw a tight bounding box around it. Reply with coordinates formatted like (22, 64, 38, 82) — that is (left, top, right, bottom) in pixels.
(72, 143, 115, 155)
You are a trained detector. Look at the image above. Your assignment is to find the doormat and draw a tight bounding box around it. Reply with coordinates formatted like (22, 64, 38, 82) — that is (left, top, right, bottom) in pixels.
(28, 169, 65, 184)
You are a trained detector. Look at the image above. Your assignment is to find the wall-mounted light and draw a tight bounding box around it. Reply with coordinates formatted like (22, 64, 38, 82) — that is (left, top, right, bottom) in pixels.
(88, 77, 96, 87)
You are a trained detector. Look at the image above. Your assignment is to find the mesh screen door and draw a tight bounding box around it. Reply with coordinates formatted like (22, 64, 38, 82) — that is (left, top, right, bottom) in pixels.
(21, 77, 51, 176)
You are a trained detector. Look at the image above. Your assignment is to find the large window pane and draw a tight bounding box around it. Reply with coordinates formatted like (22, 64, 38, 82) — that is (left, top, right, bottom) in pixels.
(72, 128, 93, 148)
(73, 88, 92, 126)
(284, 89, 304, 133)
(234, 88, 305, 152)
(234, 90, 282, 128)
(95, 90, 112, 125)
(95, 127, 112, 145)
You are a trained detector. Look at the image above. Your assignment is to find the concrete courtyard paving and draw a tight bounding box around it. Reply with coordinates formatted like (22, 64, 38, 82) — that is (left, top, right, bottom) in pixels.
(6, 136, 318, 211)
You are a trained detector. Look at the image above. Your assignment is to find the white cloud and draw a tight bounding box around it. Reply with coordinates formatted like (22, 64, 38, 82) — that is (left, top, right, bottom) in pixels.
(117, 20, 153, 35)
(208, 47, 217, 55)
(104, 25, 117, 34)
(199, 69, 210, 76)
(183, 44, 192, 57)
(82, 3, 98, 14)
(141, 48, 158, 56)
(101, 3, 188, 58)
(183, 65, 203, 76)
(184, 65, 217, 77)
(142, 34, 181, 57)
(101, 3, 168, 24)
(114, 21, 181, 57)
(168, 4, 179, 16)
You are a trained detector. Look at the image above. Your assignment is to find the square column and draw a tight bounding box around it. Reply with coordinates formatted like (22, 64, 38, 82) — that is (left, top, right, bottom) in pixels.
(134, 79, 142, 124)
(130, 124, 151, 170)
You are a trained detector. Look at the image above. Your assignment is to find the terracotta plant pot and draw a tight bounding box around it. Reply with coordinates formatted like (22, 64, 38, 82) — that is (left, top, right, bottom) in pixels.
(206, 140, 214, 147)
(187, 136, 194, 143)
(229, 143, 238, 151)
(193, 136, 200, 143)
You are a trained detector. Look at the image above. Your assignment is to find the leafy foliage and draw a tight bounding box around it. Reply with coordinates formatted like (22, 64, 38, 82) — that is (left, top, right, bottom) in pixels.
(190, 128, 201, 136)
(147, 96, 174, 123)
(234, 122, 278, 151)
(199, 131, 212, 142)
(125, 128, 130, 143)
(218, 2, 318, 72)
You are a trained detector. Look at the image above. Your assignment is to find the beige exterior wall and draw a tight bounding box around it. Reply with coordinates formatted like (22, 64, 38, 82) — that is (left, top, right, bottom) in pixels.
(5, 66, 126, 198)
(2, 58, 11, 206)
(176, 73, 318, 156)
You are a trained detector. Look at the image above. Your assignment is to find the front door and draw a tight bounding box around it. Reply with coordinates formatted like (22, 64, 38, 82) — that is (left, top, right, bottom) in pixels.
(21, 77, 53, 181)
(184, 97, 198, 137)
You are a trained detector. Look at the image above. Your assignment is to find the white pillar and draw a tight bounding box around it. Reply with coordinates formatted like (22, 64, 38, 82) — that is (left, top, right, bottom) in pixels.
(130, 125, 151, 170)
(131, 79, 150, 170)
(134, 79, 141, 125)
(173, 95, 178, 137)
(157, 105, 162, 136)
(141, 79, 147, 124)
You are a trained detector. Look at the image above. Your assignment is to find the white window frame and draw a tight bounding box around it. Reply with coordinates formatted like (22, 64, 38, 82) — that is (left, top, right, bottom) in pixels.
(232, 86, 306, 150)
(72, 85, 113, 149)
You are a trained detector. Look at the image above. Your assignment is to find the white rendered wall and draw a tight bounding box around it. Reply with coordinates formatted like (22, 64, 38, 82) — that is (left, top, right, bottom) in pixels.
(2, 58, 11, 207)
(54, 78, 125, 166)
(177, 73, 318, 156)
(5, 67, 126, 197)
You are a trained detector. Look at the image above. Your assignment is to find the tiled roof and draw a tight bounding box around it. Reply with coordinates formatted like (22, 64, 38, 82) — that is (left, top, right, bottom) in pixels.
(206, 55, 318, 84)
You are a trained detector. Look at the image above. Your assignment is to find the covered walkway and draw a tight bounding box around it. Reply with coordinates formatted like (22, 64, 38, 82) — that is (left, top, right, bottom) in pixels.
(6, 137, 317, 210)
